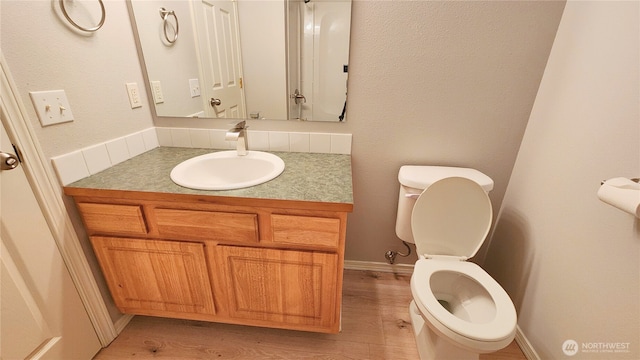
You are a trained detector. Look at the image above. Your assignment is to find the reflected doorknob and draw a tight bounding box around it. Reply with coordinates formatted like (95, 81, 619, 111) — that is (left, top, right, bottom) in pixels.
(210, 98, 222, 106)
(290, 89, 306, 104)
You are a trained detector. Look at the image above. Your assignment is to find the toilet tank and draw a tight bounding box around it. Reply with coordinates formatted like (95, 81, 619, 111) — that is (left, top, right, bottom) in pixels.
(395, 166, 494, 244)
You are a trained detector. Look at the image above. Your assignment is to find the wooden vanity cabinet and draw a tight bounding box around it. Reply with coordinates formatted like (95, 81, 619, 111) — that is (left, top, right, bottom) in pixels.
(65, 189, 350, 333)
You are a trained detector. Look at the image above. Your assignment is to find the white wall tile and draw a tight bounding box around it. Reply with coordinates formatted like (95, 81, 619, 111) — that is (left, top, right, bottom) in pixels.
(189, 129, 212, 148)
(268, 132, 290, 152)
(105, 137, 130, 165)
(125, 132, 146, 157)
(82, 144, 111, 175)
(141, 127, 159, 150)
(51, 151, 90, 185)
(290, 132, 310, 153)
(330, 134, 352, 155)
(210, 129, 231, 149)
(156, 127, 173, 146)
(309, 133, 331, 153)
(248, 130, 269, 151)
(170, 128, 192, 147)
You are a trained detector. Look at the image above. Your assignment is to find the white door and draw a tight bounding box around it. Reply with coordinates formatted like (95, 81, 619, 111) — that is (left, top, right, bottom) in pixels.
(0, 118, 101, 359)
(192, 0, 245, 118)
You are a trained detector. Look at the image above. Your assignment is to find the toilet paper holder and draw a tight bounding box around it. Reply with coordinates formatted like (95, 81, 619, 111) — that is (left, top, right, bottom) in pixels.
(598, 177, 640, 218)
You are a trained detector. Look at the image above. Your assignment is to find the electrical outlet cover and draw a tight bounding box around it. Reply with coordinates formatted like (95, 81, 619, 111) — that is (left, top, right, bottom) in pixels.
(29, 90, 74, 126)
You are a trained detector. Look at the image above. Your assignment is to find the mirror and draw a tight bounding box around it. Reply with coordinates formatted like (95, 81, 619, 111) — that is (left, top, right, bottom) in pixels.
(128, 0, 352, 122)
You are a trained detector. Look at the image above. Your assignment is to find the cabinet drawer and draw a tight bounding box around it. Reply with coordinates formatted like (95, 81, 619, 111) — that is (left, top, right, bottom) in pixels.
(154, 208, 258, 243)
(271, 214, 340, 249)
(77, 203, 147, 235)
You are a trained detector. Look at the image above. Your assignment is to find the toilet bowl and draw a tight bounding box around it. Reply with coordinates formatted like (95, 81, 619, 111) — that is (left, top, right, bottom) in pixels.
(411, 260, 516, 354)
(395, 167, 516, 360)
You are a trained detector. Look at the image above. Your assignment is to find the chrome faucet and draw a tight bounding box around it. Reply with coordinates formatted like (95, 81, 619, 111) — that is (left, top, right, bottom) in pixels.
(225, 121, 248, 156)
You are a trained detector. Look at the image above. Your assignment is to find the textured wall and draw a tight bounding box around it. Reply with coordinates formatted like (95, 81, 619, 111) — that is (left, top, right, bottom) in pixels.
(1, 0, 154, 157)
(342, 0, 565, 264)
(484, 2, 639, 358)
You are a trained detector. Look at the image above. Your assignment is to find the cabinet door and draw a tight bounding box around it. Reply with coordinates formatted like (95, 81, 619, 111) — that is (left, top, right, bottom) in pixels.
(214, 245, 339, 332)
(91, 236, 216, 317)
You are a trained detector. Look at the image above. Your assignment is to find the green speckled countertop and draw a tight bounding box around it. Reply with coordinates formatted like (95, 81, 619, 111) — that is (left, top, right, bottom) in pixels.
(67, 147, 353, 206)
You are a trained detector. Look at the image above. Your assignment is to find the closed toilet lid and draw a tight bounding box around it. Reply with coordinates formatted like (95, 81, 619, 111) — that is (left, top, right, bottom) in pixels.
(411, 177, 492, 259)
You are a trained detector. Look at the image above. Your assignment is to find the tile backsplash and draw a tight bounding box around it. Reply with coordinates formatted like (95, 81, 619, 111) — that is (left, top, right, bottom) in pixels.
(52, 127, 352, 186)
(52, 128, 159, 186)
(155, 128, 352, 154)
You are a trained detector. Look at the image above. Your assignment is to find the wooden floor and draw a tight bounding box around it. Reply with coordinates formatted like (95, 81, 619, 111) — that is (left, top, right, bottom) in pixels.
(94, 269, 526, 359)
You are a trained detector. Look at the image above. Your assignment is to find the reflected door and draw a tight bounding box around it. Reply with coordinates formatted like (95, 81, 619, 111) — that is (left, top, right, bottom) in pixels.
(286, 0, 350, 122)
(286, 0, 302, 120)
(193, 0, 246, 118)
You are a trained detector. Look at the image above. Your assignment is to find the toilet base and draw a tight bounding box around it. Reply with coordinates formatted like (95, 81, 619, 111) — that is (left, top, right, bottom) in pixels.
(409, 301, 479, 360)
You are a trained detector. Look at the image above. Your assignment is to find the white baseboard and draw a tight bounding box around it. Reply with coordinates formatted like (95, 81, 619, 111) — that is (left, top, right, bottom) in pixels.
(344, 260, 414, 274)
(113, 314, 134, 336)
(515, 325, 540, 360)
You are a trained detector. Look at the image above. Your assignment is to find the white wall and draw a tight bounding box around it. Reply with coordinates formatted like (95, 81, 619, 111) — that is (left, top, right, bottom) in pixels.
(0, 0, 154, 158)
(484, 2, 639, 359)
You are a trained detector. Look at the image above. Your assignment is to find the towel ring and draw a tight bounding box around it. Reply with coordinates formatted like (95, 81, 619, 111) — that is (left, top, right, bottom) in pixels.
(59, 0, 106, 32)
(159, 8, 179, 44)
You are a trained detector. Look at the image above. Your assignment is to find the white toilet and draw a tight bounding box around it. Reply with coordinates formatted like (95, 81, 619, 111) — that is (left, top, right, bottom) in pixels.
(396, 166, 517, 360)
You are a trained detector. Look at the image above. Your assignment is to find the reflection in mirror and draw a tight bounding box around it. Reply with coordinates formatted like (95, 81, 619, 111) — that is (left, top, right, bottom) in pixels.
(128, 0, 351, 122)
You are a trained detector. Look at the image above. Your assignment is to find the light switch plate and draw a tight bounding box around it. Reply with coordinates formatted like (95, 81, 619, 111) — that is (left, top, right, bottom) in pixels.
(29, 90, 74, 126)
(126, 82, 142, 108)
(189, 78, 201, 97)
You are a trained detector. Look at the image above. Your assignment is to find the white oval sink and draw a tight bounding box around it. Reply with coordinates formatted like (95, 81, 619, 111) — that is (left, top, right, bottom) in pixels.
(170, 151, 285, 190)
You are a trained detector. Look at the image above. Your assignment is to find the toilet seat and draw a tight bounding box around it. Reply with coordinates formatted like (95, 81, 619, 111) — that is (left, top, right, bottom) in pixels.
(409, 177, 516, 352)
(411, 259, 517, 349)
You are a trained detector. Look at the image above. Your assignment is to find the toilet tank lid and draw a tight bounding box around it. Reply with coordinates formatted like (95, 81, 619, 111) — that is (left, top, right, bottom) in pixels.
(398, 166, 494, 192)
